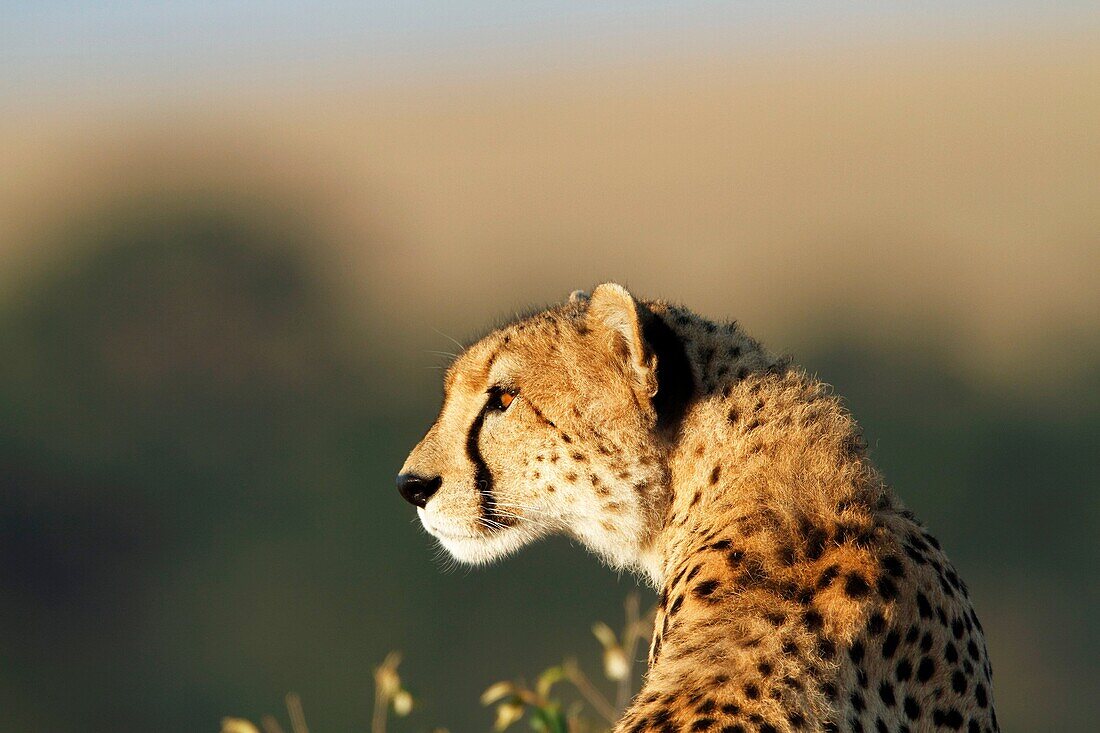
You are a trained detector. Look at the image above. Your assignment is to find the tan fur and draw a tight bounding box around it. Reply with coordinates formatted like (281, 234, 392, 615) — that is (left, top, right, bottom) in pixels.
(401, 283, 997, 733)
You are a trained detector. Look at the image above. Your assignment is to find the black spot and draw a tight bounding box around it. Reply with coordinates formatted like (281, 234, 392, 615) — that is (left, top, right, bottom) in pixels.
(850, 691, 865, 711)
(917, 592, 933, 619)
(877, 576, 899, 601)
(694, 579, 720, 599)
(882, 630, 901, 659)
(817, 637, 837, 660)
(945, 641, 959, 664)
(710, 466, 721, 484)
(817, 564, 840, 589)
(803, 610, 824, 632)
(920, 631, 934, 652)
(849, 641, 866, 664)
(917, 656, 935, 682)
(951, 670, 967, 694)
(806, 528, 828, 560)
(932, 708, 963, 730)
(951, 617, 965, 640)
(710, 539, 732, 550)
(878, 681, 896, 706)
(882, 554, 905, 577)
(720, 703, 741, 715)
(896, 659, 913, 681)
(719, 726, 744, 733)
(868, 612, 886, 635)
(757, 661, 773, 676)
(743, 682, 760, 699)
(904, 696, 921, 720)
(759, 724, 777, 733)
(975, 683, 988, 708)
(691, 718, 715, 731)
(968, 721, 980, 733)
(844, 573, 871, 598)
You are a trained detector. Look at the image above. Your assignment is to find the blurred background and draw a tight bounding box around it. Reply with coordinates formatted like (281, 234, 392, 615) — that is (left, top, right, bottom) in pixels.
(1, 2, 1098, 731)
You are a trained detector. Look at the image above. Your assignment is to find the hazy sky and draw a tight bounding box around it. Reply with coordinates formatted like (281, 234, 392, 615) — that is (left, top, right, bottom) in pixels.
(3, 1, 1097, 90)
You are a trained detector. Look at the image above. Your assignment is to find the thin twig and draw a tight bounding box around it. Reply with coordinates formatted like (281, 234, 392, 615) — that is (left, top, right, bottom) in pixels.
(617, 592, 641, 712)
(564, 660, 618, 724)
(260, 715, 286, 733)
(372, 683, 387, 733)
(285, 693, 309, 733)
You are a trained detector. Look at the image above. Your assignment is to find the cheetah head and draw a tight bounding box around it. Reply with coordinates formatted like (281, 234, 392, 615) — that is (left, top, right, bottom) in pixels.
(397, 283, 694, 571)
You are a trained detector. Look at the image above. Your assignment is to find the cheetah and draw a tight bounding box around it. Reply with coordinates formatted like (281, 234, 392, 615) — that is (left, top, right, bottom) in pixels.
(398, 283, 998, 733)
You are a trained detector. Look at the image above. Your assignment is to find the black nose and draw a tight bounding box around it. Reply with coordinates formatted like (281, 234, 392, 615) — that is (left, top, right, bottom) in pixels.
(397, 473, 442, 508)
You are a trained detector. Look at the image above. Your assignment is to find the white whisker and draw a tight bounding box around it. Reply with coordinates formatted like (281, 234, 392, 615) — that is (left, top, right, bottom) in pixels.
(492, 501, 554, 517)
(432, 328, 466, 353)
(489, 508, 555, 532)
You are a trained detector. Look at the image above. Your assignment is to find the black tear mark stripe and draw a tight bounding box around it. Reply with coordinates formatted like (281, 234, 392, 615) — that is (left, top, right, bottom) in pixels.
(639, 305, 696, 435)
(466, 408, 505, 524)
(465, 349, 515, 527)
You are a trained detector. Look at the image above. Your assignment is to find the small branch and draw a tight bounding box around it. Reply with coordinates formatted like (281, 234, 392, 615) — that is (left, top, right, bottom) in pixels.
(617, 592, 641, 712)
(285, 694, 309, 733)
(260, 715, 286, 733)
(372, 683, 387, 733)
(564, 660, 618, 724)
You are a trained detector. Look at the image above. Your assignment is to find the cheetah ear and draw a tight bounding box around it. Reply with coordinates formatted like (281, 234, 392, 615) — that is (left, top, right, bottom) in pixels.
(587, 283, 658, 398)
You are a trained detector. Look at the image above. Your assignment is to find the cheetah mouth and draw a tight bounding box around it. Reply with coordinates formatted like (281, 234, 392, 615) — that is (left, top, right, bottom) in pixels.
(418, 511, 489, 542)
(418, 509, 532, 565)
(427, 525, 482, 541)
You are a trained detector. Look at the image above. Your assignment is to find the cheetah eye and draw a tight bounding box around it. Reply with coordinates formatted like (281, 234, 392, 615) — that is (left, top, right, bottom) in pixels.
(485, 387, 517, 413)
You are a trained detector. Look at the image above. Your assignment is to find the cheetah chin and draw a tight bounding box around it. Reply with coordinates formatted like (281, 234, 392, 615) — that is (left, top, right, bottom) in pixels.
(398, 283, 999, 733)
(417, 507, 536, 565)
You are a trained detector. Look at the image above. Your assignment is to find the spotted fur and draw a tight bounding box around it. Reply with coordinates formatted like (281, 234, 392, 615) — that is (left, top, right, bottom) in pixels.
(399, 283, 997, 733)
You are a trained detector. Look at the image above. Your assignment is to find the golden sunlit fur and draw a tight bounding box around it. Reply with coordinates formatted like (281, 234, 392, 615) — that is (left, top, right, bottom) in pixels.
(400, 283, 997, 733)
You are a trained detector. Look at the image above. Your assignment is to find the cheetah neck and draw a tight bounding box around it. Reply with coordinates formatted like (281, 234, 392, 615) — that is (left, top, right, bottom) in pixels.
(639, 309, 886, 590)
